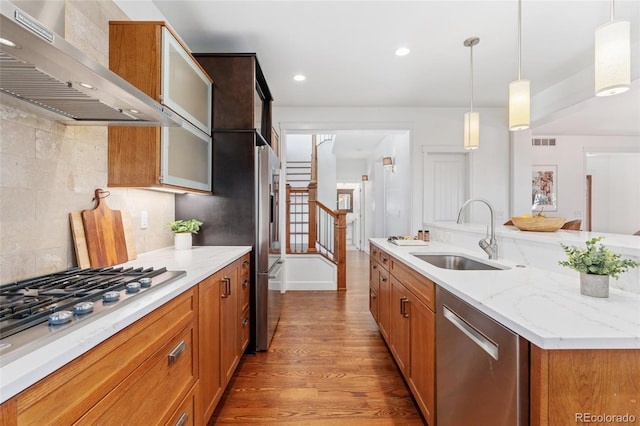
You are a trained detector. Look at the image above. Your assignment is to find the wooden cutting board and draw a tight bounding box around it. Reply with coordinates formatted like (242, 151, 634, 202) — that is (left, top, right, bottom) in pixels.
(79, 189, 130, 268)
(70, 210, 137, 269)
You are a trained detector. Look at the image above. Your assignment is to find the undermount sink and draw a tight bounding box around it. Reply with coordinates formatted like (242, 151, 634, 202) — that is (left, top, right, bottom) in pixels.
(412, 253, 508, 271)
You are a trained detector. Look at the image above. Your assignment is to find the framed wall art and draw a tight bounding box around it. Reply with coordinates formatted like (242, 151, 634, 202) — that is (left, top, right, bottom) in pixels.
(532, 165, 557, 212)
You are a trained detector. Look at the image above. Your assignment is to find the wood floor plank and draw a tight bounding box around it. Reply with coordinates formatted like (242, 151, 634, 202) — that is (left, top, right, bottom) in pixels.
(208, 251, 425, 425)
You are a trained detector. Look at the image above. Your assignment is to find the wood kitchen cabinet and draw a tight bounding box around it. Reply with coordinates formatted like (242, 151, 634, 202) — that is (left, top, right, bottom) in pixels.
(530, 346, 640, 425)
(389, 256, 436, 426)
(192, 53, 274, 146)
(2, 288, 198, 425)
(370, 243, 390, 342)
(369, 243, 435, 425)
(108, 21, 213, 193)
(0, 253, 252, 426)
(199, 253, 251, 424)
(390, 276, 411, 372)
(198, 271, 223, 423)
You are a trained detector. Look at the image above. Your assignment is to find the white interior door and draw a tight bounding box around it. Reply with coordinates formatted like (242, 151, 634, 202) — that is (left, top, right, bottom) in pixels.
(424, 153, 467, 223)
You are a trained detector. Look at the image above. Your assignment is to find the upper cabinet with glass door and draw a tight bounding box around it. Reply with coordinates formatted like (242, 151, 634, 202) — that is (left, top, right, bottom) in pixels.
(161, 27, 212, 135)
(109, 22, 212, 134)
(108, 22, 213, 193)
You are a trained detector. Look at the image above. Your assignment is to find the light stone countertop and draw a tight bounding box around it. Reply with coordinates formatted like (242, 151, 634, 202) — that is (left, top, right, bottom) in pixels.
(370, 238, 640, 351)
(0, 245, 251, 404)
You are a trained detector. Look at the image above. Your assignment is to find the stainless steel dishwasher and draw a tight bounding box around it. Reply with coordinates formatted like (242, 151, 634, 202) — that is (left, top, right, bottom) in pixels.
(436, 286, 529, 426)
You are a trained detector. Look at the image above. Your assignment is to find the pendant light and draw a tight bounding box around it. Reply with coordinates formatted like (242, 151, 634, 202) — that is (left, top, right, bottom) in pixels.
(595, 0, 630, 96)
(464, 37, 480, 150)
(509, 0, 530, 131)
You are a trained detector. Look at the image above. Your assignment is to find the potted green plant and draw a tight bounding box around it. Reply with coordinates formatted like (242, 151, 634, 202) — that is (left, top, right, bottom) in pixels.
(559, 237, 639, 298)
(168, 219, 203, 250)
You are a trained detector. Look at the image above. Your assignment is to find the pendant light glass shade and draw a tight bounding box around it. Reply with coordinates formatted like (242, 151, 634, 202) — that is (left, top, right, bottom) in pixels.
(509, 79, 530, 131)
(464, 112, 480, 150)
(463, 37, 480, 150)
(595, 20, 630, 96)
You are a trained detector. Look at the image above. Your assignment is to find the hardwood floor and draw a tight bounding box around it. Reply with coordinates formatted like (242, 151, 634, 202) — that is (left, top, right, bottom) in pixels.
(209, 250, 425, 425)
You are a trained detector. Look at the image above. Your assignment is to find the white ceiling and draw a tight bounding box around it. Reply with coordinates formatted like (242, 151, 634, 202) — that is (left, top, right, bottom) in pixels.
(114, 0, 640, 138)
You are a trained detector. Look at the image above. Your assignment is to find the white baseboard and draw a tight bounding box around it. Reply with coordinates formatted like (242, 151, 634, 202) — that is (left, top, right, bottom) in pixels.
(285, 281, 336, 291)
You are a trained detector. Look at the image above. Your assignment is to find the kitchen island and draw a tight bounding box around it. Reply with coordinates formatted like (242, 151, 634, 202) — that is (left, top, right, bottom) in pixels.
(370, 237, 640, 425)
(0, 245, 251, 424)
(371, 237, 640, 349)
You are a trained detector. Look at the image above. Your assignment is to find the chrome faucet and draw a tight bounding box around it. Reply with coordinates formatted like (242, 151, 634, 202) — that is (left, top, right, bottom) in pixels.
(457, 198, 498, 259)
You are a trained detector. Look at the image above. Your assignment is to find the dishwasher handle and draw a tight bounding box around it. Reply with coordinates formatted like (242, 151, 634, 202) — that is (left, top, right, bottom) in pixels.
(443, 305, 499, 360)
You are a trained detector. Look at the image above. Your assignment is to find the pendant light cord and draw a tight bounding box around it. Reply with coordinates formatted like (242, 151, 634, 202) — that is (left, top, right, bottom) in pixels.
(610, 0, 615, 21)
(517, 0, 522, 80)
(470, 44, 474, 112)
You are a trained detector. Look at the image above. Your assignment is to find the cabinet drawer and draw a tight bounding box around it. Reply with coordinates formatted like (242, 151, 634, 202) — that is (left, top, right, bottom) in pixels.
(239, 254, 250, 278)
(165, 382, 198, 426)
(239, 307, 250, 354)
(369, 285, 379, 323)
(15, 289, 196, 425)
(239, 274, 250, 313)
(376, 248, 390, 270)
(78, 323, 197, 425)
(390, 257, 435, 311)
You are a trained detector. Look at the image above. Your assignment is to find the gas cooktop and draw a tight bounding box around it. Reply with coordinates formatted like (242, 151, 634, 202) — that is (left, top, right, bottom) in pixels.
(0, 266, 185, 360)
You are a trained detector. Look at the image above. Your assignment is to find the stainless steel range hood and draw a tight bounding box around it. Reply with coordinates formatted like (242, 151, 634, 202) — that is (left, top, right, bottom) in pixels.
(0, 1, 181, 127)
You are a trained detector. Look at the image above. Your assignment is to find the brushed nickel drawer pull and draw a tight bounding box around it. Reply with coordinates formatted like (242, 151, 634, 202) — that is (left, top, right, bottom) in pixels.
(370, 291, 376, 299)
(175, 412, 188, 426)
(242, 317, 249, 327)
(168, 340, 187, 365)
(380, 275, 387, 282)
(243, 279, 249, 288)
(242, 260, 250, 268)
(380, 255, 387, 262)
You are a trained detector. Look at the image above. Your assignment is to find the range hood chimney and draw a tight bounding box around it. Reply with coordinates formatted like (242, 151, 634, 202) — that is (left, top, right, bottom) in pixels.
(0, 1, 181, 127)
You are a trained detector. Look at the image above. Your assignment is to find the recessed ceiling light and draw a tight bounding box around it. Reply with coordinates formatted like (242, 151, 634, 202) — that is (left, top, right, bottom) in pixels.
(293, 74, 306, 82)
(395, 47, 410, 56)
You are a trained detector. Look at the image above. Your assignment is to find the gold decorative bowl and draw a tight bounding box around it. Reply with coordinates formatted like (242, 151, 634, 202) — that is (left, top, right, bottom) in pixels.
(511, 216, 566, 232)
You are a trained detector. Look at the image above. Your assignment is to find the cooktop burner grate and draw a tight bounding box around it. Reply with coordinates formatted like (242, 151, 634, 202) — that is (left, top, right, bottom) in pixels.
(0, 266, 185, 343)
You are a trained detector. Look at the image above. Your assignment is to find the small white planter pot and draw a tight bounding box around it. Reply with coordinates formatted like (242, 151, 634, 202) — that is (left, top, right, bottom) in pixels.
(174, 233, 192, 250)
(580, 273, 609, 298)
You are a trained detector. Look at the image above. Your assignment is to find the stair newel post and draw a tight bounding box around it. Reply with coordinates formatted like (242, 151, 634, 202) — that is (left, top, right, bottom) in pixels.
(307, 182, 318, 253)
(285, 184, 292, 254)
(335, 210, 347, 291)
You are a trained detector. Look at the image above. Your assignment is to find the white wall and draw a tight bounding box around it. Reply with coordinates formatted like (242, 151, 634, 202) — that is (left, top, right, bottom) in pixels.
(587, 153, 640, 234)
(316, 138, 336, 208)
(336, 158, 366, 182)
(377, 133, 411, 237)
(525, 135, 640, 233)
(275, 106, 511, 235)
(286, 134, 312, 161)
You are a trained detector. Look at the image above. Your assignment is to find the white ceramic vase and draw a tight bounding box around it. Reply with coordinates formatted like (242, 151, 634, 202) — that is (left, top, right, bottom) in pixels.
(580, 273, 609, 298)
(174, 232, 192, 250)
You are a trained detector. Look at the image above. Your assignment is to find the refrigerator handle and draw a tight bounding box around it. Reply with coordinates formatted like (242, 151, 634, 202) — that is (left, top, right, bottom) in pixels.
(268, 260, 284, 279)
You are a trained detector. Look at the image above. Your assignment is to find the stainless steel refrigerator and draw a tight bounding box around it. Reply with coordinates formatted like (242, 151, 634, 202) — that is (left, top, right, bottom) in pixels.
(175, 130, 282, 352)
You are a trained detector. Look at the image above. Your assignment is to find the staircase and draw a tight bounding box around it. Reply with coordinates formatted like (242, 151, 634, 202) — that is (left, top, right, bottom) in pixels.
(284, 135, 347, 290)
(286, 161, 312, 253)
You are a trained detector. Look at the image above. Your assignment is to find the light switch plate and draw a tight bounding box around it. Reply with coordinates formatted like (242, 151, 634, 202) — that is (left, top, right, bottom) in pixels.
(140, 211, 148, 229)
